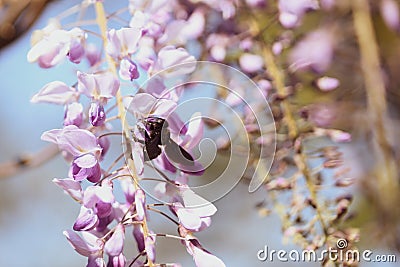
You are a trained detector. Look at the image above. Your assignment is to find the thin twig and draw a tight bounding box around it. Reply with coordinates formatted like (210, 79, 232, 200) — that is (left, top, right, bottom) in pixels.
(147, 206, 179, 226)
(0, 144, 59, 179)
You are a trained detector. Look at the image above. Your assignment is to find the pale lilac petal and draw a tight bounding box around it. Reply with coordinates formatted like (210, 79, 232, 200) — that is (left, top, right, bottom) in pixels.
(63, 230, 98, 256)
(278, 0, 319, 28)
(279, 12, 299, 28)
(106, 29, 121, 59)
(135, 189, 146, 221)
(132, 142, 145, 175)
(68, 39, 85, 63)
(28, 28, 86, 68)
(129, 10, 148, 29)
(145, 236, 156, 262)
(144, 76, 166, 98)
(246, 0, 266, 8)
(176, 207, 202, 230)
(27, 30, 70, 68)
(108, 254, 126, 267)
(210, 45, 226, 62)
(31, 81, 78, 105)
(272, 41, 283, 55)
(125, 93, 155, 116)
(158, 20, 188, 45)
(78, 71, 119, 99)
(86, 43, 101, 67)
(41, 129, 62, 143)
(181, 189, 217, 216)
(289, 29, 334, 73)
(89, 101, 106, 127)
(53, 178, 83, 201)
(316, 76, 340, 91)
(64, 102, 83, 126)
(106, 27, 143, 58)
(152, 98, 177, 116)
(120, 176, 135, 204)
(239, 53, 264, 73)
(192, 245, 226, 267)
(83, 185, 115, 208)
(320, 0, 335, 10)
(119, 58, 140, 81)
(134, 44, 156, 71)
(181, 113, 203, 150)
(182, 9, 205, 40)
(57, 126, 100, 156)
(328, 129, 352, 143)
(381, 0, 400, 31)
(73, 206, 98, 231)
(125, 93, 177, 118)
(104, 224, 125, 256)
(42, 126, 101, 157)
(88, 255, 106, 267)
(118, 27, 143, 55)
(95, 72, 120, 98)
(72, 156, 101, 183)
(75, 153, 97, 168)
(154, 46, 196, 77)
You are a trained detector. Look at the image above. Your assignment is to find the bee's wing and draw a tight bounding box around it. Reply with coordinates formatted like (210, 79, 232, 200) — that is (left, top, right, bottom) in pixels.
(164, 139, 195, 166)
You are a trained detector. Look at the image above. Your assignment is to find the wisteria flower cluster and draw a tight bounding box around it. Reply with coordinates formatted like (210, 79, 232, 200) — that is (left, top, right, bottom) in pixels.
(26, 0, 400, 266)
(28, 0, 229, 266)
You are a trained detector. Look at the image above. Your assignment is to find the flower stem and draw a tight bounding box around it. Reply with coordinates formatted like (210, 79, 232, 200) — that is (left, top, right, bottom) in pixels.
(262, 43, 329, 239)
(352, 0, 400, 244)
(94, 3, 155, 266)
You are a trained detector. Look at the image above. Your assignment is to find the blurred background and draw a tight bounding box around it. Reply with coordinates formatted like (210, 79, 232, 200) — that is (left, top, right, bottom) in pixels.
(0, 0, 399, 266)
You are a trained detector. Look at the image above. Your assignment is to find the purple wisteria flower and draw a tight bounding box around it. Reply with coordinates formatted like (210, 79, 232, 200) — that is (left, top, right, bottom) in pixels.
(380, 0, 400, 32)
(73, 183, 115, 231)
(64, 102, 84, 126)
(316, 76, 340, 91)
(77, 71, 120, 100)
(63, 230, 105, 267)
(289, 28, 335, 73)
(152, 46, 196, 77)
(106, 27, 143, 59)
(278, 0, 319, 28)
(31, 81, 79, 105)
(239, 53, 264, 73)
(119, 58, 140, 81)
(27, 27, 86, 68)
(179, 227, 226, 267)
(77, 71, 120, 126)
(41, 125, 103, 182)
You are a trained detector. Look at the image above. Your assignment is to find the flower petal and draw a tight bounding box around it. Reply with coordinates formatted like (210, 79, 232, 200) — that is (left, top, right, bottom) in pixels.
(31, 81, 78, 105)
(53, 178, 83, 201)
(104, 224, 125, 256)
(73, 206, 98, 231)
(63, 230, 98, 257)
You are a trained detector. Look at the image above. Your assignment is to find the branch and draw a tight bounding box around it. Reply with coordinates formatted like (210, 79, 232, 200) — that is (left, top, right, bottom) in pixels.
(352, 0, 400, 244)
(0, 144, 59, 179)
